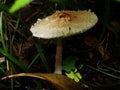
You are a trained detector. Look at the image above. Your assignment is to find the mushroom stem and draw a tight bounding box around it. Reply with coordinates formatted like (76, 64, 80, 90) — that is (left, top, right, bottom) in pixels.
(54, 38, 62, 74)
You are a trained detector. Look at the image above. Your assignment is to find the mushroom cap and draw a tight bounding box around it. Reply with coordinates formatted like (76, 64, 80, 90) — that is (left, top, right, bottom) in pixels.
(30, 10, 98, 39)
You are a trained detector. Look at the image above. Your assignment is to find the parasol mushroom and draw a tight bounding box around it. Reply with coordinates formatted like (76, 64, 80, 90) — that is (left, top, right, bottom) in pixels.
(30, 10, 98, 74)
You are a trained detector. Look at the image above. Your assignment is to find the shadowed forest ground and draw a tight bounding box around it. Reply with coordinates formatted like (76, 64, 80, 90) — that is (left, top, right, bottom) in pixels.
(0, 0, 120, 90)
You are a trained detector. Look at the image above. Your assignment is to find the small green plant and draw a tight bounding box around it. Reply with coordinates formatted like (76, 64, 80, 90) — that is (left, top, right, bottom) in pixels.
(66, 68, 82, 82)
(62, 56, 82, 82)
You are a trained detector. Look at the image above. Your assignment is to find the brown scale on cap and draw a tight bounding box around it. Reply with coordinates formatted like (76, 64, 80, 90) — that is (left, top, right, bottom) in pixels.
(57, 12, 71, 21)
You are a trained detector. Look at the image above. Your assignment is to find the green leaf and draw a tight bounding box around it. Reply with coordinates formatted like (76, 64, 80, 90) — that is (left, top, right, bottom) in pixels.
(66, 71, 75, 79)
(76, 72, 82, 80)
(62, 56, 78, 72)
(65, 69, 82, 82)
(9, 0, 32, 13)
(74, 76, 80, 82)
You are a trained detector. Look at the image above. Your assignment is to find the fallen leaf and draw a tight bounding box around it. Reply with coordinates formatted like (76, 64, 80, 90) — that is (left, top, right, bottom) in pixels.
(1, 73, 85, 90)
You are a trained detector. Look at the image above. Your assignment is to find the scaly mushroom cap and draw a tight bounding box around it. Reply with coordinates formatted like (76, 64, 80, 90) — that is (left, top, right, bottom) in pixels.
(30, 10, 98, 39)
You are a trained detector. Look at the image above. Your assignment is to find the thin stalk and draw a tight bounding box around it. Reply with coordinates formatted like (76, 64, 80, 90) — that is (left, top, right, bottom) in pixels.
(54, 38, 62, 74)
(10, 70, 14, 90)
(35, 43, 51, 72)
(99, 0, 110, 42)
(100, 62, 120, 73)
(10, 14, 20, 54)
(86, 65, 120, 79)
(28, 53, 40, 69)
(0, 12, 6, 51)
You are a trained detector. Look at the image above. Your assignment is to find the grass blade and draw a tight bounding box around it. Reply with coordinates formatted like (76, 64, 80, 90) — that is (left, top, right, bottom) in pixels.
(35, 43, 51, 72)
(28, 53, 40, 69)
(0, 12, 6, 51)
(0, 48, 28, 71)
(86, 65, 120, 79)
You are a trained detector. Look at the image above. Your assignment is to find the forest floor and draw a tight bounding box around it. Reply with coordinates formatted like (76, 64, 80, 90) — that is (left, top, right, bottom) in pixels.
(0, 0, 120, 90)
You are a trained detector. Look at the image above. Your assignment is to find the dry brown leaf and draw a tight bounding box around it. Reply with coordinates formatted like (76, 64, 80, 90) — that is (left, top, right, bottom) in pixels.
(1, 73, 85, 90)
(0, 57, 5, 64)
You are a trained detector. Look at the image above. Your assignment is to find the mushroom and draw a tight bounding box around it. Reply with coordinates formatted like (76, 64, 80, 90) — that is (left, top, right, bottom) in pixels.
(30, 10, 98, 74)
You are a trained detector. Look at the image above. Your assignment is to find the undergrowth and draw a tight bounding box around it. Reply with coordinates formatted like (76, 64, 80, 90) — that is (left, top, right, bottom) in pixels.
(0, 0, 120, 90)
